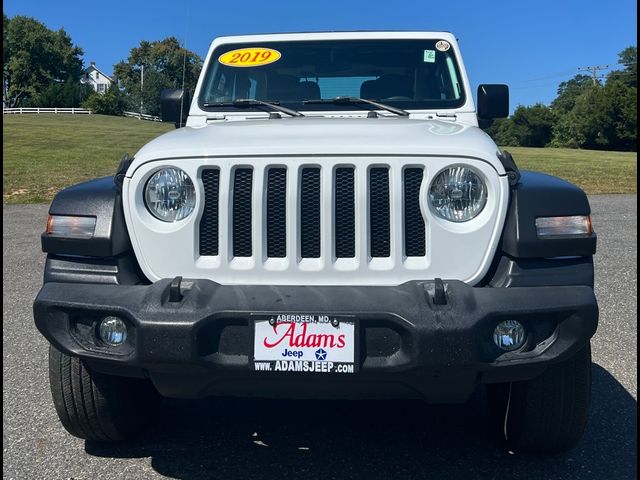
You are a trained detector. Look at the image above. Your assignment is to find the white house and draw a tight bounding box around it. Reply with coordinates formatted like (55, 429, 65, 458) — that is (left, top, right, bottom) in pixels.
(80, 62, 113, 93)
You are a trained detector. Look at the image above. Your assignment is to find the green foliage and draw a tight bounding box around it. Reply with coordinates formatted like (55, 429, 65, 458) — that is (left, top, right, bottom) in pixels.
(3, 15, 84, 107)
(608, 46, 637, 87)
(81, 83, 128, 115)
(550, 85, 614, 149)
(485, 104, 556, 147)
(550, 74, 593, 114)
(23, 80, 94, 107)
(551, 74, 636, 151)
(113, 37, 202, 116)
(484, 46, 637, 152)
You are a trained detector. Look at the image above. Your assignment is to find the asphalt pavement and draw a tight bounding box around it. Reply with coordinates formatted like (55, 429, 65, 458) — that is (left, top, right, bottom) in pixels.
(3, 195, 637, 480)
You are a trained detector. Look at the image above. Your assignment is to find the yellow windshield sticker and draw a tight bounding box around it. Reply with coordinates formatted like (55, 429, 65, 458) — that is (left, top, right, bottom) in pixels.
(218, 48, 281, 67)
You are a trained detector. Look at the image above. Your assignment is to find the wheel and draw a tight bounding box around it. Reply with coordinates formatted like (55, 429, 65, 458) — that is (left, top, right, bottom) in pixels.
(487, 343, 592, 453)
(48, 345, 160, 441)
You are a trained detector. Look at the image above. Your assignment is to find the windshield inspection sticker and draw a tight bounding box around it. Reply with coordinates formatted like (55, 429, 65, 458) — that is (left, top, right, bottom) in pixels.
(423, 49, 436, 63)
(218, 47, 281, 67)
(435, 40, 451, 52)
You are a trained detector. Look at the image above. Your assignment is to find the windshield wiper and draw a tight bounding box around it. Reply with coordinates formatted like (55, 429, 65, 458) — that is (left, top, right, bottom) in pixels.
(203, 99, 304, 117)
(303, 96, 409, 116)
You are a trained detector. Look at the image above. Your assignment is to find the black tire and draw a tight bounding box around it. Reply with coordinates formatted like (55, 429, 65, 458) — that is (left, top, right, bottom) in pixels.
(48, 345, 160, 441)
(487, 343, 592, 453)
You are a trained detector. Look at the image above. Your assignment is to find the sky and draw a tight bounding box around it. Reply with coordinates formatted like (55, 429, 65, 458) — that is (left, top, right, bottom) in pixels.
(4, 0, 637, 111)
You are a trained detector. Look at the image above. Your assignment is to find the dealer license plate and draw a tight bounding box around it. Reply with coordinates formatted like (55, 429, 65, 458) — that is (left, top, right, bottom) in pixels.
(252, 314, 357, 374)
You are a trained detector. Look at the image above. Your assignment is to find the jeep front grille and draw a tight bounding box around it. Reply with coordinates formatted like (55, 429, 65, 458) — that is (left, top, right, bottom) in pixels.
(198, 163, 427, 263)
(125, 156, 508, 285)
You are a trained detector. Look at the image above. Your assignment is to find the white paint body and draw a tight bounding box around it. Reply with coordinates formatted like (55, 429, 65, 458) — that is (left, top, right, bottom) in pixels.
(122, 31, 510, 286)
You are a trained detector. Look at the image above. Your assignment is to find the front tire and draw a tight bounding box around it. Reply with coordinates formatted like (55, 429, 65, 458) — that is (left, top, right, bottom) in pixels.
(487, 343, 592, 453)
(48, 346, 160, 441)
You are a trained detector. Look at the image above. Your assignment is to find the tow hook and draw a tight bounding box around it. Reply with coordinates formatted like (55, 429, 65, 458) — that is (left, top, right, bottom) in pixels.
(169, 276, 184, 303)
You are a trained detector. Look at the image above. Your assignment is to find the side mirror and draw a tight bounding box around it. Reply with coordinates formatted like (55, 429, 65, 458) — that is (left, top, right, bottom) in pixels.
(160, 89, 190, 128)
(477, 84, 509, 120)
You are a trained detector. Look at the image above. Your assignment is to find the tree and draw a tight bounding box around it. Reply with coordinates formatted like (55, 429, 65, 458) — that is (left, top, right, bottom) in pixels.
(550, 74, 593, 114)
(3, 15, 84, 107)
(551, 81, 636, 151)
(485, 46, 636, 151)
(510, 104, 556, 147)
(551, 48, 636, 151)
(24, 79, 93, 107)
(603, 77, 636, 151)
(82, 83, 128, 115)
(608, 46, 637, 87)
(483, 104, 555, 147)
(113, 37, 202, 116)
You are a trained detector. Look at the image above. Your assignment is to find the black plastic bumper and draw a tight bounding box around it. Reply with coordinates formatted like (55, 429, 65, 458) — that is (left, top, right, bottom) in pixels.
(33, 279, 598, 402)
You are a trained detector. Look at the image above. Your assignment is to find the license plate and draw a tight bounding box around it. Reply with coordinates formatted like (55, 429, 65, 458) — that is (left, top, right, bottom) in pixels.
(252, 314, 357, 374)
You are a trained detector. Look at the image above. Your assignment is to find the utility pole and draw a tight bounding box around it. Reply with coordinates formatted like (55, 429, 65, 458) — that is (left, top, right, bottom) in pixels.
(578, 65, 609, 86)
(140, 64, 144, 118)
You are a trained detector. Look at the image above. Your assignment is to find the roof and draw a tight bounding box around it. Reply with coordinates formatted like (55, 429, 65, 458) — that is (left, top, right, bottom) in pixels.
(84, 64, 113, 82)
(211, 31, 458, 45)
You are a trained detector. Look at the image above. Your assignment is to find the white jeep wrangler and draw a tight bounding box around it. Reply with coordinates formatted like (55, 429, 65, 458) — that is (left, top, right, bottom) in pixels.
(35, 31, 598, 452)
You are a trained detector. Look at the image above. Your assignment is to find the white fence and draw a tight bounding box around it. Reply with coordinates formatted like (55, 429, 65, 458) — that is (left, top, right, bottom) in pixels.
(3, 107, 163, 122)
(123, 111, 162, 122)
(2, 107, 92, 115)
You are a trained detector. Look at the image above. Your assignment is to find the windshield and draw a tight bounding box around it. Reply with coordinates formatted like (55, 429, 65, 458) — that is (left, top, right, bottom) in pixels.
(199, 39, 466, 112)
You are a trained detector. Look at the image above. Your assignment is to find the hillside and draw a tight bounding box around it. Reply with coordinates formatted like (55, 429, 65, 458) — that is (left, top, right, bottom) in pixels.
(4, 114, 172, 204)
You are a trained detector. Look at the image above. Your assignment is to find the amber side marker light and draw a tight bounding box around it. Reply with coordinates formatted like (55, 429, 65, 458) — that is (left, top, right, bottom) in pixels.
(46, 215, 96, 238)
(535, 215, 593, 238)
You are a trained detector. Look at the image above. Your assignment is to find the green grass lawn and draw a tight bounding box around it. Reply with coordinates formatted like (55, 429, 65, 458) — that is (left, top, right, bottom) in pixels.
(3, 114, 172, 204)
(506, 146, 637, 195)
(3, 114, 637, 204)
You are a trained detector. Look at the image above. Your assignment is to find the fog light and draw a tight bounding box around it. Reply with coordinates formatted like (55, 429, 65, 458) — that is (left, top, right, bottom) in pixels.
(493, 320, 525, 351)
(99, 317, 127, 346)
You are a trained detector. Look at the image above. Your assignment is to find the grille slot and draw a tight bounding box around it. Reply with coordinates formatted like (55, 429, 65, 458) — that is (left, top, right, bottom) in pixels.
(369, 167, 390, 257)
(404, 168, 426, 256)
(266, 168, 287, 258)
(300, 167, 321, 258)
(232, 168, 253, 257)
(199, 169, 220, 256)
(335, 167, 355, 258)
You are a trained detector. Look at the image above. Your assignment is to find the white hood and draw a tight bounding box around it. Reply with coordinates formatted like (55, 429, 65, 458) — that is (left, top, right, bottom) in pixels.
(129, 117, 505, 176)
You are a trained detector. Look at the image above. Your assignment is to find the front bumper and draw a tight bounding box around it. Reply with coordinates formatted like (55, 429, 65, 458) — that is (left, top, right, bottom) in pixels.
(33, 280, 598, 402)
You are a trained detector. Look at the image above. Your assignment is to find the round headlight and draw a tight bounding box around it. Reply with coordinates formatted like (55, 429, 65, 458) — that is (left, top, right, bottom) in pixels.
(144, 168, 195, 222)
(429, 166, 487, 222)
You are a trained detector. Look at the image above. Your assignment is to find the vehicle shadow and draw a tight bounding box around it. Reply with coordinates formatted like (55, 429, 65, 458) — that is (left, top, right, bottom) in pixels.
(85, 363, 636, 480)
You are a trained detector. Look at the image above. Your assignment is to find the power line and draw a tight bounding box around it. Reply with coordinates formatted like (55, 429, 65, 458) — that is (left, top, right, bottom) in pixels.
(577, 65, 610, 85)
(514, 70, 577, 84)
